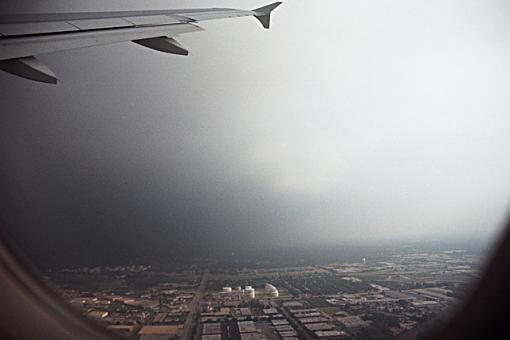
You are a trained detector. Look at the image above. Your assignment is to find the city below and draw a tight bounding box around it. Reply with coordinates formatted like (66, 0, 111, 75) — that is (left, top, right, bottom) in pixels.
(45, 244, 484, 340)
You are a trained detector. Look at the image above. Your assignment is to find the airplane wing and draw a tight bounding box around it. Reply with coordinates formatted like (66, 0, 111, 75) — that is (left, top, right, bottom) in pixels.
(0, 2, 282, 83)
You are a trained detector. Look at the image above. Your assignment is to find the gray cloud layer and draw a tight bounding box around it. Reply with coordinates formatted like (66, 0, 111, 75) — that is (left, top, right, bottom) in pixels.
(1, 1, 510, 265)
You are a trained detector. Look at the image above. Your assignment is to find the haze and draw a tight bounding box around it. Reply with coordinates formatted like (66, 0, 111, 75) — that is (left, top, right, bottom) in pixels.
(1, 0, 510, 266)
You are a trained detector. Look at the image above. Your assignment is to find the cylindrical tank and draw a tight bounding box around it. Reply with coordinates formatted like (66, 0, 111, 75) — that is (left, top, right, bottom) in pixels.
(243, 287, 255, 299)
(265, 283, 279, 297)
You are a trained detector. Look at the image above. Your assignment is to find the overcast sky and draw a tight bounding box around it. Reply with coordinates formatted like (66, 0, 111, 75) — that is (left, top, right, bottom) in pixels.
(1, 0, 510, 265)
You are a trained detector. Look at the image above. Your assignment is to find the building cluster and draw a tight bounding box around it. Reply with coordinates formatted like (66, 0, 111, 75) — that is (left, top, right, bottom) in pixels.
(284, 305, 348, 339)
(50, 247, 481, 340)
(55, 271, 200, 340)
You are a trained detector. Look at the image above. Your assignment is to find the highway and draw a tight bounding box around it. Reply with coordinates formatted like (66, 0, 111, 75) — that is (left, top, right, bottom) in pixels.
(181, 270, 209, 340)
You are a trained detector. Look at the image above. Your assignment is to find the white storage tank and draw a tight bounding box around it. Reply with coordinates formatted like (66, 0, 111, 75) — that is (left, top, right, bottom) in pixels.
(246, 288, 255, 299)
(265, 283, 279, 297)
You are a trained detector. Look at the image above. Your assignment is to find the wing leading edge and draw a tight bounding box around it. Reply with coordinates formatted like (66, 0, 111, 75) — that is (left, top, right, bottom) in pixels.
(0, 2, 282, 83)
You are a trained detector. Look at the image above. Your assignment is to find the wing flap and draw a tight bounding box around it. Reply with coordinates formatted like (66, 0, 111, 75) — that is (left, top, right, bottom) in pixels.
(0, 21, 79, 36)
(123, 15, 184, 26)
(67, 18, 133, 30)
(0, 15, 190, 38)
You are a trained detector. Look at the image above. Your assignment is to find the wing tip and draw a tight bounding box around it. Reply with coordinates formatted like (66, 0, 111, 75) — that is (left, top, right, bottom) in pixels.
(253, 2, 283, 29)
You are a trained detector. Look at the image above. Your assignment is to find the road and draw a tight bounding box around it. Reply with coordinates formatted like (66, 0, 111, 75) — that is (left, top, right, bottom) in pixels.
(181, 270, 209, 340)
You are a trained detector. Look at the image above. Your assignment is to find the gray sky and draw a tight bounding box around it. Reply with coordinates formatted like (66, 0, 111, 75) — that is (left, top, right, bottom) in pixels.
(1, 0, 510, 264)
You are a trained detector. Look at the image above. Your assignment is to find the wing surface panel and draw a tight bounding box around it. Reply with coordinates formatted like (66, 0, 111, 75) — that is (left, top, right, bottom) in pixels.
(0, 23, 202, 60)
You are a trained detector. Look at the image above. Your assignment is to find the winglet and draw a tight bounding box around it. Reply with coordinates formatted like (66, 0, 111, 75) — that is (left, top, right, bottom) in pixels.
(253, 2, 282, 29)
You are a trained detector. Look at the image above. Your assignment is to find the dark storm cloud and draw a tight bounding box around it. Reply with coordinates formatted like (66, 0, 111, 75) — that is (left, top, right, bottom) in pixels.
(1, 0, 510, 266)
(0, 56, 309, 264)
